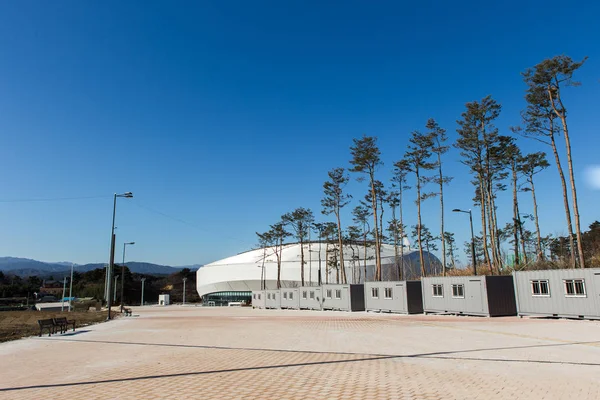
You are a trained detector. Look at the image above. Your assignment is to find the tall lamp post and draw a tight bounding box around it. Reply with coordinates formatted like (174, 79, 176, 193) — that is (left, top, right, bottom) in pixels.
(106, 192, 133, 320)
(120, 241, 135, 312)
(182, 277, 187, 305)
(140, 277, 146, 306)
(452, 208, 477, 276)
(68, 262, 75, 312)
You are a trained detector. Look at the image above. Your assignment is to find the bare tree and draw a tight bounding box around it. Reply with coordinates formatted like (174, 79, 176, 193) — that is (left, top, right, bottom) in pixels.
(322, 168, 352, 284)
(350, 136, 383, 280)
(522, 55, 587, 268)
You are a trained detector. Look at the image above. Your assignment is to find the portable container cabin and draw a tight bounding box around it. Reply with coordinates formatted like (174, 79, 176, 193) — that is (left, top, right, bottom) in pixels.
(299, 286, 322, 310)
(251, 291, 266, 309)
(158, 294, 170, 306)
(321, 284, 365, 312)
(422, 276, 516, 317)
(364, 281, 423, 314)
(513, 268, 600, 320)
(265, 289, 281, 309)
(280, 288, 300, 309)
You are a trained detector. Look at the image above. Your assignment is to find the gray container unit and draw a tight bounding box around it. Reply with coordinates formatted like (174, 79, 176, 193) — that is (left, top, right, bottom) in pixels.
(265, 289, 281, 309)
(251, 291, 266, 309)
(364, 281, 423, 314)
(422, 276, 517, 317)
(321, 284, 365, 312)
(513, 268, 600, 320)
(299, 286, 323, 310)
(280, 288, 300, 309)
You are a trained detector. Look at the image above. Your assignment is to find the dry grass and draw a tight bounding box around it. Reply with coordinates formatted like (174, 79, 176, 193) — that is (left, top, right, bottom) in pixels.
(0, 310, 110, 343)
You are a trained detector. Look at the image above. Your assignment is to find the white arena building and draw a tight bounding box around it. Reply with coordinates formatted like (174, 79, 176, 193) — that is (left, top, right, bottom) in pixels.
(196, 242, 441, 305)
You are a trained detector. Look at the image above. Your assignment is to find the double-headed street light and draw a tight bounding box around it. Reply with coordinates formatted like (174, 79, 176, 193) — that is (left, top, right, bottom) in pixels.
(106, 192, 133, 320)
(452, 208, 477, 276)
(120, 241, 135, 312)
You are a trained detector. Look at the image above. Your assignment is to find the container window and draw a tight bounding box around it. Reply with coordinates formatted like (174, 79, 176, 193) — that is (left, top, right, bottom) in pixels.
(310, 291, 315, 299)
(452, 284, 464, 298)
(371, 287, 379, 298)
(564, 279, 586, 297)
(302, 291, 307, 299)
(432, 284, 443, 297)
(289, 292, 293, 300)
(384, 287, 393, 299)
(258, 294, 261, 300)
(326, 289, 332, 299)
(335, 289, 342, 299)
(283, 292, 287, 299)
(267, 293, 271, 300)
(531, 280, 550, 296)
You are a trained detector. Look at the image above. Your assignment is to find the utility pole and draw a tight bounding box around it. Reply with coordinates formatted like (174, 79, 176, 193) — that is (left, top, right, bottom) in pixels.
(141, 277, 146, 306)
(182, 277, 187, 305)
(114, 275, 119, 302)
(68, 263, 75, 312)
(61, 277, 67, 312)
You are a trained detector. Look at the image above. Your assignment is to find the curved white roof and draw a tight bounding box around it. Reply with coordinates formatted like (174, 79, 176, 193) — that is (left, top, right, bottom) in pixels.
(196, 242, 440, 297)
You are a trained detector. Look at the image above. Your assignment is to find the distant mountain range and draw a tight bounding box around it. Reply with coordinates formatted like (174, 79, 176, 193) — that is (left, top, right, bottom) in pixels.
(0, 257, 202, 277)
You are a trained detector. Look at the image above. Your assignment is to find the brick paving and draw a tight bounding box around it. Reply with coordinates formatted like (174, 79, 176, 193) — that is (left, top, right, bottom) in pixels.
(0, 307, 599, 399)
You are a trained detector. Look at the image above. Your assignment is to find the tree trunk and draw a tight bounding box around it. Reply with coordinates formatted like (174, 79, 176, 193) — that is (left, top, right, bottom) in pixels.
(335, 212, 347, 284)
(512, 161, 520, 268)
(399, 187, 405, 281)
(416, 167, 426, 277)
(276, 241, 282, 289)
(392, 205, 400, 281)
(549, 132, 576, 268)
(437, 154, 447, 276)
(557, 112, 585, 269)
(325, 241, 329, 284)
(363, 231, 368, 282)
(478, 174, 492, 269)
(369, 174, 382, 280)
(530, 177, 544, 261)
(300, 238, 305, 286)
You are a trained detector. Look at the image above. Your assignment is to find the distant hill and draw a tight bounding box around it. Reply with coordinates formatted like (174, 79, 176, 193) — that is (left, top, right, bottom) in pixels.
(0, 257, 202, 277)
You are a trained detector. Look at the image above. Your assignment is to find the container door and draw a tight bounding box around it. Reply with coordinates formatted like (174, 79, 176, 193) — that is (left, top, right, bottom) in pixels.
(395, 284, 405, 311)
(466, 280, 484, 313)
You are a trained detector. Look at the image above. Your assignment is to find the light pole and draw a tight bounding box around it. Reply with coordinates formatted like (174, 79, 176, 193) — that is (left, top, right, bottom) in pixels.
(61, 276, 67, 312)
(121, 241, 135, 312)
(68, 262, 75, 312)
(453, 208, 477, 276)
(106, 192, 133, 320)
(182, 277, 187, 305)
(141, 277, 146, 306)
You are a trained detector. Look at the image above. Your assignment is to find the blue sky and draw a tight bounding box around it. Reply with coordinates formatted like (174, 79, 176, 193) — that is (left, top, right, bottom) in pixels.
(0, 1, 598, 266)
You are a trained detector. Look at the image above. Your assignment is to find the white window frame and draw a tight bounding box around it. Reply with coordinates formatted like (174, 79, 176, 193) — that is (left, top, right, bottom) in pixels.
(384, 287, 393, 299)
(267, 293, 271, 300)
(283, 292, 287, 299)
(451, 284, 464, 299)
(564, 279, 586, 297)
(432, 284, 443, 298)
(531, 279, 550, 297)
(302, 291, 307, 299)
(371, 287, 379, 298)
(258, 294, 261, 300)
(310, 291, 315, 299)
(335, 289, 342, 299)
(326, 289, 332, 299)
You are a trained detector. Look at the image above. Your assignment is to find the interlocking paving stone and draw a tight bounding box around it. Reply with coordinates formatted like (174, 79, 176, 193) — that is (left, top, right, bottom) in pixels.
(0, 307, 599, 399)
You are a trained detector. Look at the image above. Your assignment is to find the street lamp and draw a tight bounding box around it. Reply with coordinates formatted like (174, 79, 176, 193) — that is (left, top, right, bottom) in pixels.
(120, 241, 135, 312)
(140, 277, 146, 306)
(453, 208, 477, 276)
(106, 192, 133, 320)
(68, 262, 75, 312)
(182, 277, 187, 305)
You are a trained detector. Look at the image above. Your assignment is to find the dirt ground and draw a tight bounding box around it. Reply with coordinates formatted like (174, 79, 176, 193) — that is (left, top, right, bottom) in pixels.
(0, 310, 109, 342)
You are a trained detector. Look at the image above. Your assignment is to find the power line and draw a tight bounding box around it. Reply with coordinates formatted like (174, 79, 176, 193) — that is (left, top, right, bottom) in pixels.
(132, 201, 254, 247)
(0, 195, 110, 203)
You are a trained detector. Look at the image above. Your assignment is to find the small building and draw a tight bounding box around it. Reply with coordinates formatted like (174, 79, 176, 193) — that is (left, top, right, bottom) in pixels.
(299, 286, 322, 310)
(251, 291, 266, 309)
(158, 294, 170, 306)
(365, 281, 423, 314)
(422, 276, 517, 317)
(513, 268, 600, 320)
(280, 288, 300, 309)
(265, 289, 280, 309)
(321, 284, 365, 312)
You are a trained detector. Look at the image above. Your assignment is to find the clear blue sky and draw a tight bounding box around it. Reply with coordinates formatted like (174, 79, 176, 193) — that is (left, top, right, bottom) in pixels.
(0, 1, 598, 266)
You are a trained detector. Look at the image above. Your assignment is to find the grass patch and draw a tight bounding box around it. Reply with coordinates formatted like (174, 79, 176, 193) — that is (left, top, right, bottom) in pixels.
(0, 310, 110, 343)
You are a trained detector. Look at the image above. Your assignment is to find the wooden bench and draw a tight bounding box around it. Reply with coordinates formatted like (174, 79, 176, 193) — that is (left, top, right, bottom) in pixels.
(38, 319, 56, 337)
(52, 317, 76, 334)
(123, 307, 132, 316)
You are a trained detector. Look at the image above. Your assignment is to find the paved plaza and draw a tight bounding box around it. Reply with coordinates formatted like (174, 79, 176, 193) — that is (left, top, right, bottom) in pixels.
(0, 306, 599, 399)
